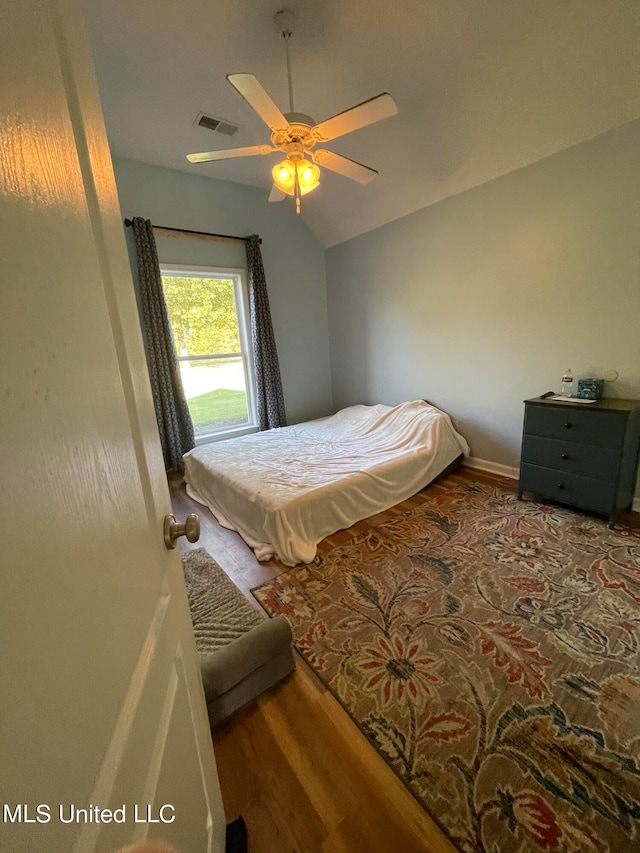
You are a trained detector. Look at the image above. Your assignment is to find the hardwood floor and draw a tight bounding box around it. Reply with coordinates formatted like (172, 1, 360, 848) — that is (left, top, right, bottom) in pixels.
(170, 469, 494, 852)
(170, 468, 639, 852)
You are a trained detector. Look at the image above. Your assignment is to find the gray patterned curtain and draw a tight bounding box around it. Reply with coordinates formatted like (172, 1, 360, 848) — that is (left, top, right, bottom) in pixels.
(246, 235, 287, 430)
(131, 217, 195, 471)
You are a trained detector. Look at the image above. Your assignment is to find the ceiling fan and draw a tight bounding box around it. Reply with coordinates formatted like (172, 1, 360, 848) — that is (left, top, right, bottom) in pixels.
(186, 8, 398, 213)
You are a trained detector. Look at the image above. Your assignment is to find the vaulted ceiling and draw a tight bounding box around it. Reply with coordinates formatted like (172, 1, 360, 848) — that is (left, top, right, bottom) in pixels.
(87, 0, 640, 247)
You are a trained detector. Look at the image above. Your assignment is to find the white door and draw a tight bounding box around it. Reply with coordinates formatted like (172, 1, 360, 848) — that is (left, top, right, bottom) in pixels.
(0, 1, 226, 852)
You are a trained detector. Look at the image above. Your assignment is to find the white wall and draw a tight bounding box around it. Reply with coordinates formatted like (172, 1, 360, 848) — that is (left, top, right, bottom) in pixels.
(113, 157, 332, 425)
(326, 119, 640, 487)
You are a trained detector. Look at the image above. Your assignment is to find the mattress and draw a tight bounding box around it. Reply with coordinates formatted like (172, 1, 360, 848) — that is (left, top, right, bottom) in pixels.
(183, 400, 470, 566)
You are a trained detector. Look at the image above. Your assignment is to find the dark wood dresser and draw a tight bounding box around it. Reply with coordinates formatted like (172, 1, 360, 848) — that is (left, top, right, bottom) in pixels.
(518, 396, 640, 527)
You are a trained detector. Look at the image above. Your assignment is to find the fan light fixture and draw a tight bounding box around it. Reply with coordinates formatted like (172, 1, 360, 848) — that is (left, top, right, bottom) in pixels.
(272, 157, 320, 205)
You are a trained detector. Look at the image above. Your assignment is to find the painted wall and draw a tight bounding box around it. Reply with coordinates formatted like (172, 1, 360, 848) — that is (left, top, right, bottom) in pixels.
(326, 120, 640, 483)
(112, 157, 332, 425)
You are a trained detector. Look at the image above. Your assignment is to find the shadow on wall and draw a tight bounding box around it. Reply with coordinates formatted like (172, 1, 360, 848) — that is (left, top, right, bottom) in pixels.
(452, 413, 523, 471)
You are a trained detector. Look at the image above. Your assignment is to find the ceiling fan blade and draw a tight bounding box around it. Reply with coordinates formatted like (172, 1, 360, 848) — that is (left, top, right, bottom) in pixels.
(186, 144, 275, 164)
(227, 73, 289, 132)
(268, 185, 286, 202)
(311, 93, 397, 143)
(312, 150, 378, 184)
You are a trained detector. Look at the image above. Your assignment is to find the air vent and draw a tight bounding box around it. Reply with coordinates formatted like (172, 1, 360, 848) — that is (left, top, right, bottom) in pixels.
(194, 112, 238, 136)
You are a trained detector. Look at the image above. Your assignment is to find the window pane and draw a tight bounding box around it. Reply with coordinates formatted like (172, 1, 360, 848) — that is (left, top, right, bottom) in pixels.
(179, 357, 249, 437)
(162, 275, 241, 356)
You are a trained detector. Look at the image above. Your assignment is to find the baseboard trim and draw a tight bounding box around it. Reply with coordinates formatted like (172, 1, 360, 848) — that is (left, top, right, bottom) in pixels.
(462, 456, 519, 481)
(463, 457, 640, 514)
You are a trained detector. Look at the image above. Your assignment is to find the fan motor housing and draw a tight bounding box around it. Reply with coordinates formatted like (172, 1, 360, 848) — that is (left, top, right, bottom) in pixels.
(272, 116, 316, 152)
(284, 111, 315, 127)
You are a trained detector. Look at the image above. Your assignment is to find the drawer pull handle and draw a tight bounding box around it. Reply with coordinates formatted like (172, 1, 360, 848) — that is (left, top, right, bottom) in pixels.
(564, 422, 572, 429)
(557, 482, 565, 490)
(561, 453, 568, 460)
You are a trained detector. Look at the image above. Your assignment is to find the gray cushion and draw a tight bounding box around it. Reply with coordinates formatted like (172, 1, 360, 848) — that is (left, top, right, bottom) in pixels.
(181, 548, 295, 725)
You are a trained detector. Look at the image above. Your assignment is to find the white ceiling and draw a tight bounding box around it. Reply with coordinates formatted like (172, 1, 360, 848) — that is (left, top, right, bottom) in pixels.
(87, 0, 640, 247)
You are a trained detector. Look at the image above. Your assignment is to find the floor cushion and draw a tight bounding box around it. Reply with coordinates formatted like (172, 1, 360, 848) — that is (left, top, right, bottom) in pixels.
(181, 548, 295, 726)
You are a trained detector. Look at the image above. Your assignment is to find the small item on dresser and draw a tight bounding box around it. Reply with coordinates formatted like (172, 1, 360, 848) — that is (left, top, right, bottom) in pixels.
(577, 378, 604, 400)
(547, 395, 596, 403)
(561, 368, 573, 397)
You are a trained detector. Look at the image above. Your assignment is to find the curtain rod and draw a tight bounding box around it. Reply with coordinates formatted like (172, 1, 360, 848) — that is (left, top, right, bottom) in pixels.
(123, 219, 260, 244)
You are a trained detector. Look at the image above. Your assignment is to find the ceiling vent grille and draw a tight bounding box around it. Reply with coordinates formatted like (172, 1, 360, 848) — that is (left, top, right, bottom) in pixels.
(194, 112, 238, 136)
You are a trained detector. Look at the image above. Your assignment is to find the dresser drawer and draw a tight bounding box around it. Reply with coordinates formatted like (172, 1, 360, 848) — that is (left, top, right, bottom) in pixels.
(519, 463, 616, 515)
(524, 405, 627, 447)
(520, 435, 620, 481)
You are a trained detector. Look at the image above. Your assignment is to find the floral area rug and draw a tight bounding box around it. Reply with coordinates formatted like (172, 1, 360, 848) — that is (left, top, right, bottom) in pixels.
(252, 480, 640, 852)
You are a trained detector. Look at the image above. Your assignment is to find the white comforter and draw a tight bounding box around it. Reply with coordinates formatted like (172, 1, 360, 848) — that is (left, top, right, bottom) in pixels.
(183, 400, 469, 566)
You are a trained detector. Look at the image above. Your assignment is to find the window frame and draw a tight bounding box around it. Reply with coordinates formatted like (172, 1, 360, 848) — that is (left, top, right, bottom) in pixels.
(160, 263, 258, 444)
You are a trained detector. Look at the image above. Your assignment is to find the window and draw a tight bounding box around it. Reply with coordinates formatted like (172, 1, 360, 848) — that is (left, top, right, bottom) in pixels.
(160, 265, 256, 442)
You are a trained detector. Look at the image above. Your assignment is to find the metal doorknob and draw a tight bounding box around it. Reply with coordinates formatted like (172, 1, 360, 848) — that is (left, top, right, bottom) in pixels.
(163, 513, 200, 550)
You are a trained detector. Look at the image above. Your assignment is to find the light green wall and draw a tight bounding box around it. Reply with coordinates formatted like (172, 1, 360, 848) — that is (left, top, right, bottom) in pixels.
(112, 157, 332, 425)
(326, 119, 640, 479)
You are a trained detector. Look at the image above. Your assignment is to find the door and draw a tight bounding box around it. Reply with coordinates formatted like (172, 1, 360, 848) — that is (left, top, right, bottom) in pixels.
(0, 1, 226, 851)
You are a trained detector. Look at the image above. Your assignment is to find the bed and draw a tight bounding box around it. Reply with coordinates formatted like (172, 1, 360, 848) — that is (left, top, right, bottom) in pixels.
(183, 400, 470, 566)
